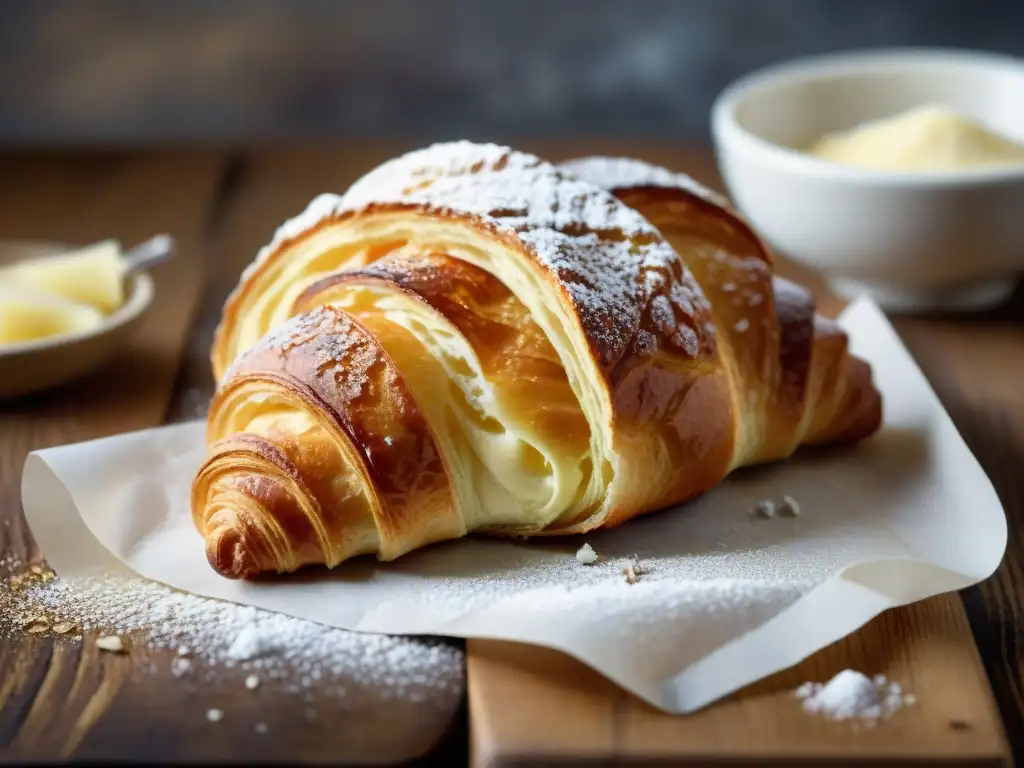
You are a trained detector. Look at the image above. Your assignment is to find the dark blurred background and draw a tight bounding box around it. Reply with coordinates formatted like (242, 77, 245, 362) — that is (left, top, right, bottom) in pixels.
(1, 0, 1022, 146)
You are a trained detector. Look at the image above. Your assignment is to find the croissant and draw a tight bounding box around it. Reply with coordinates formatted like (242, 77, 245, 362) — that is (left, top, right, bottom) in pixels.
(193, 142, 882, 579)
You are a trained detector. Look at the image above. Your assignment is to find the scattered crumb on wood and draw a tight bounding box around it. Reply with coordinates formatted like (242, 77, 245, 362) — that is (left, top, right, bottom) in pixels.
(96, 635, 125, 653)
(623, 564, 639, 585)
(778, 495, 801, 517)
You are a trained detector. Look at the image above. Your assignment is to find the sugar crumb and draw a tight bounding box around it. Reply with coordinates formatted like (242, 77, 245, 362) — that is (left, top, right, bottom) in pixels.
(575, 543, 598, 565)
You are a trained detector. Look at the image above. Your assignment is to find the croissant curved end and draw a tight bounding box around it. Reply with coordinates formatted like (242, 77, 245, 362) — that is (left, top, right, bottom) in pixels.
(204, 512, 265, 580)
(831, 356, 884, 445)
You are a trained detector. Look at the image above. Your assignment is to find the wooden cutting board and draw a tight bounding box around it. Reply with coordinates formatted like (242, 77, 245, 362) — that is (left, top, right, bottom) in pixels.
(466, 149, 1013, 767)
(469, 596, 1007, 766)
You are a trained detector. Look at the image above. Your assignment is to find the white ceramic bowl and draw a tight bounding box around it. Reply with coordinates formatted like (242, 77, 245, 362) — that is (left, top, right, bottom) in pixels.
(711, 48, 1024, 312)
(0, 241, 154, 399)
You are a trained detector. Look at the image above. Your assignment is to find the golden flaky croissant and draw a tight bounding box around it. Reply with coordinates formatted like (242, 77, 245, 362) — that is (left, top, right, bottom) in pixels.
(193, 142, 882, 579)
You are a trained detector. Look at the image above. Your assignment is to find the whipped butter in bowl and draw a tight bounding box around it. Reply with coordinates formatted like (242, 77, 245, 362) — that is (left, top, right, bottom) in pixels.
(712, 49, 1024, 312)
(0, 238, 165, 399)
(808, 104, 1024, 173)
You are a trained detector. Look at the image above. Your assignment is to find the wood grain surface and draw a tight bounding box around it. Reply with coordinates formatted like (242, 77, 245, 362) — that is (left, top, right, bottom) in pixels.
(0, 150, 225, 758)
(0, 143, 1021, 765)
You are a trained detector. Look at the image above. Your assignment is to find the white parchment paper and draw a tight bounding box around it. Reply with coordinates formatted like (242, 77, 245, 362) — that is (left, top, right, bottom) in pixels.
(21, 297, 1007, 714)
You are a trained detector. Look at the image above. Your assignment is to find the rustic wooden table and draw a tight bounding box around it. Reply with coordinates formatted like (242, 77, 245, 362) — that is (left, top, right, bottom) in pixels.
(0, 144, 1020, 765)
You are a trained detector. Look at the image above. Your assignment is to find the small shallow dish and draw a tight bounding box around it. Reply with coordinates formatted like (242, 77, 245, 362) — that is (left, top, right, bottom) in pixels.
(0, 241, 154, 400)
(711, 48, 1024, 312)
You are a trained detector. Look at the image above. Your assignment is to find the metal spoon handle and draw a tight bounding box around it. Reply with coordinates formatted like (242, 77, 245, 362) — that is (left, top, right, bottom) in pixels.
(122, 234, 175, 275)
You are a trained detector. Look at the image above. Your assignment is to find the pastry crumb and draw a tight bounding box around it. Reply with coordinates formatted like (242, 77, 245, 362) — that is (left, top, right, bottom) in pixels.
(171, 657, 192, 677)
(255, 721, 269, 734)
(245, 674, 260, 690)
(778, 495, 801, 516)
(750, 499, 776, 518)
(206, 708, 224, 723)
(96, 635, 125, 653)
(623, 564, 639, 585)
(52, 622, 75, 635)
(575, 543, 598, 565)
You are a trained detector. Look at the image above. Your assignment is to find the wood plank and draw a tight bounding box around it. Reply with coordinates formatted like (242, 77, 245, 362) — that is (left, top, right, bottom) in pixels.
(470, 595, 1006, 766)
(459, 145, 1012, 766)
(0, 150, 227, 760)
(892, 304, 1024, 761)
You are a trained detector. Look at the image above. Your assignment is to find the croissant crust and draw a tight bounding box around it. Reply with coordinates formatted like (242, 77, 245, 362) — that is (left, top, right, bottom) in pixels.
(193, 142, 882, 578)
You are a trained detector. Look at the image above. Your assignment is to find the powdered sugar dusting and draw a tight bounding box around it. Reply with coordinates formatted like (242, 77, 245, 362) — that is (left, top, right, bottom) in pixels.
(9, 573, 463, 709)
(559, 155, 732, 209)
(367, 543, 810, 681)
(233, 141, 542, 304)
(218, 145, 745, 378)
(342, 140, 545, 206)
(335, 141, 712, 368)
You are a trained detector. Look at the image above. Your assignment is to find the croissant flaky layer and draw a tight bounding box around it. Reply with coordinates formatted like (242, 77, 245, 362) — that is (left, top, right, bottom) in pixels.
(194, 141, 882, 579)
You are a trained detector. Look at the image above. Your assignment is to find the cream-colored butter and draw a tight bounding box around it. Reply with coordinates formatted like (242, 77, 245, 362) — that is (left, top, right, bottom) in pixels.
(0, 283, 104, 347)
(808, 104, 1024, 172)
(0, 239, 125, 315)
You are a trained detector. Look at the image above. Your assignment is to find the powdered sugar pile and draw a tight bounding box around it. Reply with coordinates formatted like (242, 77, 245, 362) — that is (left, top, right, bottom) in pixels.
(796, 669, 916, 724)
(10, 572, 463, 707)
